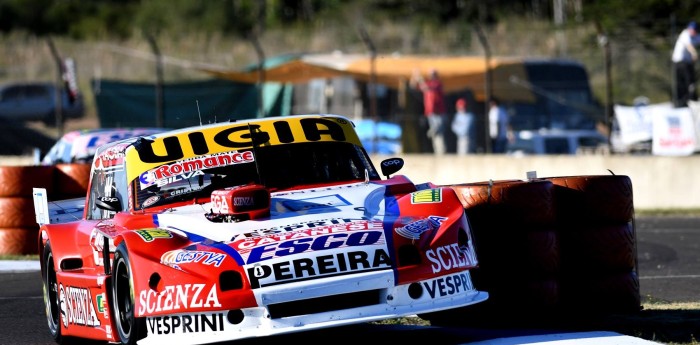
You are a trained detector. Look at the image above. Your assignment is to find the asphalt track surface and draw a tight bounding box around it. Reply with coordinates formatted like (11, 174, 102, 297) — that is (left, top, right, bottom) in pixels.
(1, 215, 697, 345)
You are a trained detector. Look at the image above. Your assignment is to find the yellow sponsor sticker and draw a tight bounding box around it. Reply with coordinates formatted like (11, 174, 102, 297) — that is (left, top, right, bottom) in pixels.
(411, 189, 442, 204)
(135, 229, 172, 242)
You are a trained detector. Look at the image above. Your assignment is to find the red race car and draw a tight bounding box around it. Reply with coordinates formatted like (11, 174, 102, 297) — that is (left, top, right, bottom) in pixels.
(33, 114, 487, 345)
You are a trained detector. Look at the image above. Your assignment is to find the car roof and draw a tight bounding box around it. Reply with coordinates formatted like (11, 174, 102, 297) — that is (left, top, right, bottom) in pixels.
(42, 127, 169, 164)
(59, 127, 167, 143)
(517, 129, 606, 139)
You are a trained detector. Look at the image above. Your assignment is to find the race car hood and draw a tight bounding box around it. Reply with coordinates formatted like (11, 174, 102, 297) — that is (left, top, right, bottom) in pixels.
(137, 178, 472, 291)
(144, 181, 403, 289)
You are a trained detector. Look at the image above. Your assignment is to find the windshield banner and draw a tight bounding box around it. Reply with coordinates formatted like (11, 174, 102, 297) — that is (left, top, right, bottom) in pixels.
(126, 116, 361, 182)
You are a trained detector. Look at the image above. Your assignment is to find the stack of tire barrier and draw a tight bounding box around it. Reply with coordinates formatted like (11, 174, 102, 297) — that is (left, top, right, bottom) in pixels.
(446, 179, 561, 323)
(545, 174, 640, 315)
(53, 163, 92, 200)
(0, 166, 55, 255)
(442, 173, 639, 325)
(0, 163, 91, 255)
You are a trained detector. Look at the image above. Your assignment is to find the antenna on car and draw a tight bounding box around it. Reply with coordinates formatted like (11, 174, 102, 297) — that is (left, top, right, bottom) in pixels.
(196, 100, 202, 126)
(247, 123, 264, 186)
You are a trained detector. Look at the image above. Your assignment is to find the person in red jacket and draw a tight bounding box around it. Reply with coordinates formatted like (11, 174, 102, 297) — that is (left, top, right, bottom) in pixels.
(411, 68, 446, 154)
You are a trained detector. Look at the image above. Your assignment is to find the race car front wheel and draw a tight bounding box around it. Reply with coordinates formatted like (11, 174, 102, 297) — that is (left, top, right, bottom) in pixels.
(42, 242, 65, 344)
(112, 243, 145, 345)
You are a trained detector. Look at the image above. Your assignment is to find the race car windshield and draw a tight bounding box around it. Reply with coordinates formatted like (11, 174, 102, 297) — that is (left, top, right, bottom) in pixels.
(133, 141, 380, 210)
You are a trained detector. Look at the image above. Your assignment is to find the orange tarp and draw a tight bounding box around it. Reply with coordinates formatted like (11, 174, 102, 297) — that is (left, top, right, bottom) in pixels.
(199, 59, 340, 84)
(198, 53, 531, 102)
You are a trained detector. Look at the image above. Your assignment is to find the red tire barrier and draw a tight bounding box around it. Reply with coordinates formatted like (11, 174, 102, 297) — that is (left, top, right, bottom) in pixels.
(476, 274, 560, 308)
(547, 174, 639, 314)
(0, 227, 39, 255)
(53, 163, 91, 199)
(471, 226, 559, 277)
(0, 197, 37, 228)
(0, 165, 55, 197)
(523, 228, 561, 276)
(561, 222, 637, 273)
(447, 179, 562, 317)
(546, 174, 634, 224)
(450, 180, 558, 275)
(451, 179, 556, 227)
(450, 174, 639, 318)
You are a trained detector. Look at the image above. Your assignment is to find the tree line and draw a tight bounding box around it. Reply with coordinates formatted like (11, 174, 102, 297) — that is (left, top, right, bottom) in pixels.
(2, 0, 699, 41)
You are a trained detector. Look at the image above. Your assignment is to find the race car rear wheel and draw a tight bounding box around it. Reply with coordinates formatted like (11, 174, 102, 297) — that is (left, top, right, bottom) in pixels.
(112, 243, 145, 345)
(42, 242, 65, 343)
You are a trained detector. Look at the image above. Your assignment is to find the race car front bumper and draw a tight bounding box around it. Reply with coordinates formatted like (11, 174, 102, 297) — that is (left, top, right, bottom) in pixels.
(139, 269, 487, 345)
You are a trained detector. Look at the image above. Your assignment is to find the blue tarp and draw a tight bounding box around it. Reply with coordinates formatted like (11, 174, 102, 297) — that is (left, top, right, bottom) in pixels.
(354, 119, 402, 154)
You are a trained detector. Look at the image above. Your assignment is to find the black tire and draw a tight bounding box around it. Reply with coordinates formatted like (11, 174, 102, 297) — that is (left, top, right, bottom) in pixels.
(0, 227, 39, 255)
(0, 197, 38, 228)
(452, 179, 556, 228)
(546, 175, 634, 224)
(0, 165, 55, 197)
(561, 222, 637, 273)
(561, 270, 641, 315)
(112, 243, 145, 345)
(523, 228, 561, 276)
(42, 241, 65, 344)
(54, 163, 92, 198)
(469, 227, 559, 278)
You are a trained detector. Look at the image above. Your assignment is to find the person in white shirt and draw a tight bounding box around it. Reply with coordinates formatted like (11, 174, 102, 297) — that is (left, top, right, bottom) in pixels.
(451, 98, 474, 155)
(672, 21, 700, 107)
(488, 98, 513, 154)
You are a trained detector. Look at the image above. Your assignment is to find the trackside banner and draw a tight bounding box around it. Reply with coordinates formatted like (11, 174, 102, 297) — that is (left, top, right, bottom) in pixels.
(614, 102, 697, 156)
(125, 116, 362, 182)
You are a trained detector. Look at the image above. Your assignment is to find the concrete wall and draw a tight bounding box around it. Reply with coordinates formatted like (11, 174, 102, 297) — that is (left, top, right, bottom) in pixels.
(3, 154, 699, 211)
(372, 154, 700, 211)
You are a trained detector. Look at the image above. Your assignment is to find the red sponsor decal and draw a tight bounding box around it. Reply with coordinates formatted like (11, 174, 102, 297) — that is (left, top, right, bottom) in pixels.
(232, 220, 384, 253)
(152, 151, 254, 180)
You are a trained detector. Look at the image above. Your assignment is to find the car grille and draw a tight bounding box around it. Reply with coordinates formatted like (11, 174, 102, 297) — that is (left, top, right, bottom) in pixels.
(266, 289, 382, 319)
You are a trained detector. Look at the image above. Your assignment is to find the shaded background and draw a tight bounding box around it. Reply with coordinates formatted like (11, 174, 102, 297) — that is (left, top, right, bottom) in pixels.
(1, 0, 699, 154)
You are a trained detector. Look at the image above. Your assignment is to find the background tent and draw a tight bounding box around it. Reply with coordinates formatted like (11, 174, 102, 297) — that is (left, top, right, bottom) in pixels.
(93, 78, 292, 128)
(197, 53, 532, 103)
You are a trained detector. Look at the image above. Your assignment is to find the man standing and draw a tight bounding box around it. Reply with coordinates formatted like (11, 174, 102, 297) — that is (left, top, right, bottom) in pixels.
(488, 98, 513, 154)
(672, 21, 700, 107)
(412, 68, 446, 154)
(451, 98, 474, 155)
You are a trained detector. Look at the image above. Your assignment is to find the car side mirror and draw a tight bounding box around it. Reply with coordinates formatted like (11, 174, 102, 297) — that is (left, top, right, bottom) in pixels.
(96, 195, 121, 212)
(380, 158, 404, 178)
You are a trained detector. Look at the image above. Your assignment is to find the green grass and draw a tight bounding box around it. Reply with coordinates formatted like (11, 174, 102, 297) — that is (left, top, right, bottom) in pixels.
(636, 209, 700, 216)
(0, 254, 38, 261)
